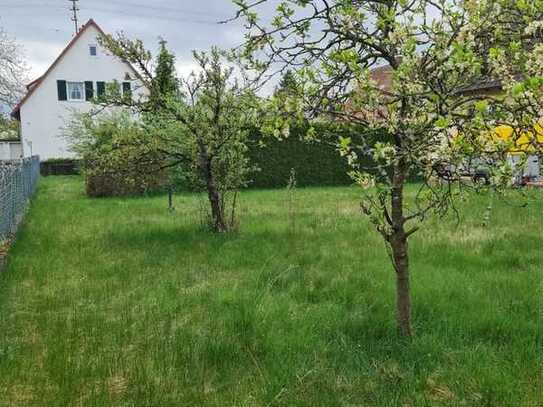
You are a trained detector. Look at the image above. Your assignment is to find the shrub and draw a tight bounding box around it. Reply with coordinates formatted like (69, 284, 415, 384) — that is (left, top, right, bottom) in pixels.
(0, 114, 19, 141)
(65, 112, 167, 197)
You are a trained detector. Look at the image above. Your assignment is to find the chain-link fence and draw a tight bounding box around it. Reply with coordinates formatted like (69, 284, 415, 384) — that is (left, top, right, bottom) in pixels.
(0, 157, 40, 243)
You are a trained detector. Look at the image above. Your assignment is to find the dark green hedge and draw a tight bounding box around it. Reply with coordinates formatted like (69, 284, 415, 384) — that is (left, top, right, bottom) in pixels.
(249, 137, 349, 188)
(248, 123, 386, 189)
(40, 159, 81, 176)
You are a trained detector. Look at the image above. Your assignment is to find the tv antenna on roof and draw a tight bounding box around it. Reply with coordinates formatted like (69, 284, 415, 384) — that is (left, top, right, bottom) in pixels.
(68, 0, 80, 35)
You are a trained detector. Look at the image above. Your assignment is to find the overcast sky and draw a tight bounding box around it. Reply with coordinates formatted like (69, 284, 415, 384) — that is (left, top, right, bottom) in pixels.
(0, 0, 253, 81)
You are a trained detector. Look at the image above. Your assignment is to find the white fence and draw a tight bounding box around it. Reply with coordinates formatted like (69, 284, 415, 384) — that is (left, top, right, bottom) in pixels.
(0, 156, 40, 242)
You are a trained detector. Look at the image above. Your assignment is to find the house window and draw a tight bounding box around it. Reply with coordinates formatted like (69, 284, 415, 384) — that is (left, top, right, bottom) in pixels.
(67, 82, 85, 101)
(89, 45, 97, 56)
(122, 82, 132, 98)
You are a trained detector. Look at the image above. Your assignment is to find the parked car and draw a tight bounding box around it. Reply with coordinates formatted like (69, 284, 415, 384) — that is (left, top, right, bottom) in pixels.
(435, 161, 490, 185)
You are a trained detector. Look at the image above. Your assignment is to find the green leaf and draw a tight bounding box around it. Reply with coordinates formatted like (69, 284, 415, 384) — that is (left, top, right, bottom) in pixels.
(435, 117, 450, 129)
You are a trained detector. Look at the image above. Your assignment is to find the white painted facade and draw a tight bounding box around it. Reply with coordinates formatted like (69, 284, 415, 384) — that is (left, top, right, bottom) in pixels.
(15, 21, 146, 160)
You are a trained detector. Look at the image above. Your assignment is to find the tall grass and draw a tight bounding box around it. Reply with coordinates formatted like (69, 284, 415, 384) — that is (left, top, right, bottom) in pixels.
(0, 176, 541, 406)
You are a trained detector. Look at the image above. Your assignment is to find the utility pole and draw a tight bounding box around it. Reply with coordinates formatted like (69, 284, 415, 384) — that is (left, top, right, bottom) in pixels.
(68, 0, 80, 35)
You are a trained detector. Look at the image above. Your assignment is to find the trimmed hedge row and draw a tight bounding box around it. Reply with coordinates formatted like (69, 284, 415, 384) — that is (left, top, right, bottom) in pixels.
(248, 123, 385, 189)
(40, 159, 80, 176)
(249, 135, 350, 188)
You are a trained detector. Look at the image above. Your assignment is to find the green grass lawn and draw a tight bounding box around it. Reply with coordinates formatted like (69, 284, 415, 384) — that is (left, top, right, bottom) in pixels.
(1, 176, 542, 406)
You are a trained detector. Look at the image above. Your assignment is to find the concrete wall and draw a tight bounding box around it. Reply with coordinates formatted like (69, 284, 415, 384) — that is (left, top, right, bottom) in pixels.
(0, 142, 23, 160)
(19, 25, 146, 160)
(509, 154, 540, 183)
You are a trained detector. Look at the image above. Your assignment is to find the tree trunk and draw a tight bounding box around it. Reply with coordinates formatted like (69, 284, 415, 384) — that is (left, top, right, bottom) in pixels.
(205, 164, 227, 233)
(390, 161, 413, 337)
(199, 148, 228, 233)
(391, 232, 412, 337)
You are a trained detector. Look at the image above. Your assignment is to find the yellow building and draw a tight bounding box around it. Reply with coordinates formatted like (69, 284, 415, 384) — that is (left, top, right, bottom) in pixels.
(492, 124, 542, 182)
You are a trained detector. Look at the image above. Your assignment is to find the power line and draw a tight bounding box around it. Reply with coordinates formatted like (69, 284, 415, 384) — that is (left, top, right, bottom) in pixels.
(91, 0, 226, 19)
(82, 7, 220, 25)
(0, 4, 225, 26)
(84, 6, 218, 24)
(0, 1, 228, 20)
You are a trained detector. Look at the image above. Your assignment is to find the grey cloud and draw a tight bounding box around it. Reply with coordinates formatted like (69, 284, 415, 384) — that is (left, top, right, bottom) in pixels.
(0, 0, 251, 80)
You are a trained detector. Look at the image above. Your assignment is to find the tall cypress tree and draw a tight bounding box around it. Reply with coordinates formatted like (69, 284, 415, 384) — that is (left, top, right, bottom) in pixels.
(274, 70, 299, 97)
(149, 39, 178, 111)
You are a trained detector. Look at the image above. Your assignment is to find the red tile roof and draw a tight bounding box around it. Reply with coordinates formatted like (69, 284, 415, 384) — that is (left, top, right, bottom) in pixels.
(370, 65, 394, 94)
(370, 65, 504, 94)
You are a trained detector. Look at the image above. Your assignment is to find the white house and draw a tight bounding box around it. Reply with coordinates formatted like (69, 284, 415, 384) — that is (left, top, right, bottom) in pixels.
(11, 19, 146, 160)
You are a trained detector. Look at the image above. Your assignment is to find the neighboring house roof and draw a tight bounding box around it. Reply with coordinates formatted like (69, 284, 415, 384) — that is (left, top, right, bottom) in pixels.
(370, 65, 504, 95)
(457, 79, 503, 93)
(11, 19, 139, 119)
(370, 65, 394, 95)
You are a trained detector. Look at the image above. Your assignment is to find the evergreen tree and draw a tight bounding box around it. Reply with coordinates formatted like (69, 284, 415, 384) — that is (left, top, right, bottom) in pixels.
(274, 70, 299, 97)
(149, 39, 178, 111)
